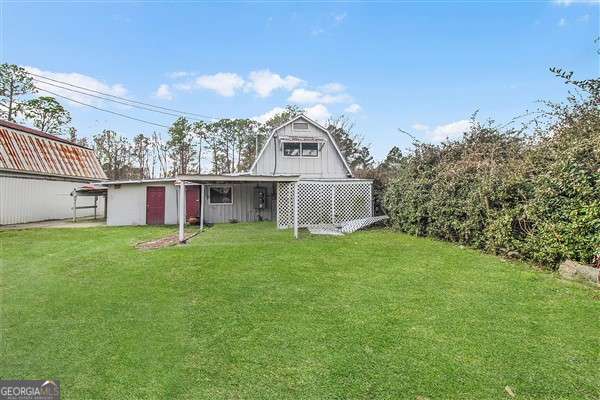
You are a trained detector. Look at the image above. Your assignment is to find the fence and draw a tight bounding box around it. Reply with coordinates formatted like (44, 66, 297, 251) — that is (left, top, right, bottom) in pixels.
(276, 180, 372, 229)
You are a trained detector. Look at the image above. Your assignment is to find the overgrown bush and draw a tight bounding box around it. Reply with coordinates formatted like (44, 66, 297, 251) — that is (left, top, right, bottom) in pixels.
(384, 72, 599, 269)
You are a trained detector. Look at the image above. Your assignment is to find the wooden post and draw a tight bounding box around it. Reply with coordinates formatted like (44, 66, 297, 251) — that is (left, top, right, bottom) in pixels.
(104, 195, 107, 219)
(200, 184, 205, 232)
(94, 196, 98, 219)
(293, 182, 299, 239)
(369, 183, 373, 217)
(178, 182, 186, 243)
(72, 194, 77, 222)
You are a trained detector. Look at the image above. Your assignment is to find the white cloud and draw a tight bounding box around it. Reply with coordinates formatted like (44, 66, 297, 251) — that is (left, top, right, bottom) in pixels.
(344, 103, 361, 113)
(253, 104, 330, 125)
(154, 84, 173, 100)
(558, 17, 567, 27)
(427, 119, 472, 142)
(578, 14, 590, 22)
(304, 104, 330, 123)
(246, 70, 303, 98)
(334, 12, 347, 24)
(553, 0, 599, 5)
(195, 72, 245, 97)
(251, 107, 287, 124)
(321, 82, 346, 93)
(24, 66, 128, 107)
(311, 27, 325, 36)
(412, 123, 429, 131)
(167, 71, 195, 79)
(288, 88, 351, 104)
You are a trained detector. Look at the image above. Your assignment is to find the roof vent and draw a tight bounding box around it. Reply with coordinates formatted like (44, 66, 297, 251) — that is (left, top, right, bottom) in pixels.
(293, 122, 309, 130)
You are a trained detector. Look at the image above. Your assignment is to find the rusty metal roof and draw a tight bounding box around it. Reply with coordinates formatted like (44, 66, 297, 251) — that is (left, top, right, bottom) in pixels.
(0, 119, 106, 180)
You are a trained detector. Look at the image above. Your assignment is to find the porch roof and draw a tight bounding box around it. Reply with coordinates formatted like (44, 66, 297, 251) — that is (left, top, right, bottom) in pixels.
(177, 174, 300, 183)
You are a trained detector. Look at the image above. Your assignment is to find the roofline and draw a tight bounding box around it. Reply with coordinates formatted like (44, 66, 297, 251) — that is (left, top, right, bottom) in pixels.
(248, 114, 354, 177)
(101, 175, 302, 185)
(0, 168, 104, 182)
(0, 119, 94, 150)
(178, 174, 301, 182)
(101, 178, 177, 185)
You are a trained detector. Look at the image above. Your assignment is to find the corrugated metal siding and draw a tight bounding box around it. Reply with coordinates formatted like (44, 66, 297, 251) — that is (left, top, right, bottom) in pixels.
(0, 176, 104, 225)
(0, 121, 106, 180)
(203, 183, 274, 224)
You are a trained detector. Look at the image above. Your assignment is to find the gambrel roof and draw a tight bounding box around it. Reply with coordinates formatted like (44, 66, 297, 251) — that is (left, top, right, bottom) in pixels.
(0, 119, 107, 180)
(249, 114, 353, 177)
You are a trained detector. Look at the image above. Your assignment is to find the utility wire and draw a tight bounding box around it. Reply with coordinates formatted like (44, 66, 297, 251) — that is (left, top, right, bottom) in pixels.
(27, 71, 220, 120)
(31, 77, 207, 122)
(35, 86, 170, 129)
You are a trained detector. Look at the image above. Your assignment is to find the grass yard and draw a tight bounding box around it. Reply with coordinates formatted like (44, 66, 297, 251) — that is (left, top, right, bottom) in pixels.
(0, 223, 598, 399)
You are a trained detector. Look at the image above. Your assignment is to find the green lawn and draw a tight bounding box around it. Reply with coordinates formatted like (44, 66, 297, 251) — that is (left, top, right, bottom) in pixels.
(0, 223, 598, 399)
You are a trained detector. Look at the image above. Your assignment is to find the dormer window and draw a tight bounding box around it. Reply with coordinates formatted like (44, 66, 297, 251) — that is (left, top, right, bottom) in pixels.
(293, 122, 309, 130)
(283, 142, 319, 158)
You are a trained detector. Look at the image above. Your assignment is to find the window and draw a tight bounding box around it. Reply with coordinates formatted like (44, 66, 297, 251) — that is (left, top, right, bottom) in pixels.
(301, 142, 319, 157)
(293, 122, 309, 130)
(209, 186, 233, 204)
(283, 142, 301, 157)
(283, 142, 319, 158)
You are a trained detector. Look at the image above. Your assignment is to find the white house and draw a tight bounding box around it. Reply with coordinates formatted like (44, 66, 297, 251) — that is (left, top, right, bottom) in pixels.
(0, 119, 106, 225)
(102, 115, 373, 238)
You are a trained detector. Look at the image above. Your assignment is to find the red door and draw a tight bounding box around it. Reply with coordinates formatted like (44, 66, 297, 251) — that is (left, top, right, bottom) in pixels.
(146, 186, 165, 225)
(186, 186, 200, 221)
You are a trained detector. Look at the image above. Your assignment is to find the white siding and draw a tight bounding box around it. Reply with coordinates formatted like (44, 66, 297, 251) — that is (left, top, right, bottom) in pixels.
(252, 117, 349, 178)
(0, 175, 103, 225)
(106, 183, 177, 226)
(106, 182, 275, 226)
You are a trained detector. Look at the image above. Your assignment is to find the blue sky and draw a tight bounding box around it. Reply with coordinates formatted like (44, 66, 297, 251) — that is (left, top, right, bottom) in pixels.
(2, 0, 598, 160)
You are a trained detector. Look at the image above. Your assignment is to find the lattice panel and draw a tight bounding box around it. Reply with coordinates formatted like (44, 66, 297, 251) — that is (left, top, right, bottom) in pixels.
(298, 183, 334, 226)
(333, 182, 372, 223)
(276, 182, 295, 228)
(277, 181, 372, 229)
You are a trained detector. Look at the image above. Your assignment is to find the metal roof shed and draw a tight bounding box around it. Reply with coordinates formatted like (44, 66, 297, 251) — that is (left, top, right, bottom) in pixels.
(0, 119, 106, 225)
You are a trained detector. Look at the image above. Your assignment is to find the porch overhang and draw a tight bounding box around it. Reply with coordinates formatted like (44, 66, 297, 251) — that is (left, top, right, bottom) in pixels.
(176, 174, 300, 183)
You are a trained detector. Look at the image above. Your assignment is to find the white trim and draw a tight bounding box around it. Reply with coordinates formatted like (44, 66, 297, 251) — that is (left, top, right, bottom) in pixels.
(200, 184, 205, 231)
(207, 184, 234, 205)
(248, 114, 354, 177)
(177, 182, 185, 243)
(178, 174, 300, 183)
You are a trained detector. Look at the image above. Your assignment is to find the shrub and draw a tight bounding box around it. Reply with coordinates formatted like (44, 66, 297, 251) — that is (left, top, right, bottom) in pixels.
(383, 73, 599, 269)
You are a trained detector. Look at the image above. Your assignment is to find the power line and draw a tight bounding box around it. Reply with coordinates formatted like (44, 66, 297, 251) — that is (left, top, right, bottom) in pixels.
(35, 86, 170, 129)
(31, 77, 207, 122)
(27, 71, 220, 120)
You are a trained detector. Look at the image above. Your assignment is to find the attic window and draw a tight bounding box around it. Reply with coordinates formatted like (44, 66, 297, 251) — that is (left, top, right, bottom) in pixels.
(293, 122, 309, 130)
(283, 142, 319, 158)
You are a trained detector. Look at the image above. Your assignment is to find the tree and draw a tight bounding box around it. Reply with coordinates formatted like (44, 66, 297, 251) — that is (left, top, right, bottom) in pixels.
(151, 131, 170, 178)
(235, 119, 260, 172)
(261, 105, 303, 132)
(326, 115, 374, 171)
(0, 63, 36, 121)
(23, 96, 71, 135)
(204, 121, 229, 174)
(131, 134, 151, 179)
(67, 126, 89, 147)
(192, 121, 208, 174)
(167, 117, 195, 175)
(93, 129, 131, 179)
(379, 146, 403, 171)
